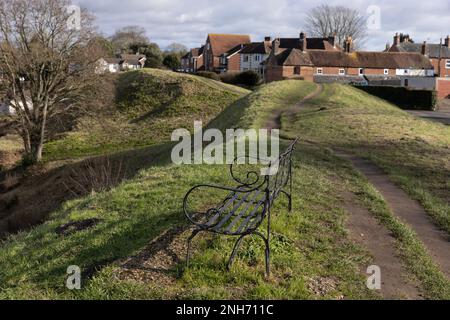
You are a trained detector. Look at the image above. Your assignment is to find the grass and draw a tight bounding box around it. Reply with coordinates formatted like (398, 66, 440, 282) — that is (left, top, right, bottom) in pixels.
(0, 142, 379, 300)
(43, 69, 249, 162)
(283, 84, 450, 234)
(208, 80, 317, 131)
(0, 80, 449, 300)
(0, 80, 380, 300)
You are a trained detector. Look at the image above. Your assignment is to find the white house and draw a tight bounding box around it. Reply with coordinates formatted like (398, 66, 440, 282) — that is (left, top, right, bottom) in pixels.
(0, 100, 15, 115)
(96, 53, 147, 74)
(240, 38, 272, 75)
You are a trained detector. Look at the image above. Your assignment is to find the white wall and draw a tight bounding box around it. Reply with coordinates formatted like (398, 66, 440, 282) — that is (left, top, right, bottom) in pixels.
(240, 53, 268, 74)
(0, 102, 15, 115)
(396, 69, 434, 76)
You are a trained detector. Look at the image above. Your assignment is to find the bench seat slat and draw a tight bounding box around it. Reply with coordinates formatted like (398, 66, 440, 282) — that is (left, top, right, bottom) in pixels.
(226, 198, 265, 234)
(206, 188, 244, 227)
(214, 189, 263, 230)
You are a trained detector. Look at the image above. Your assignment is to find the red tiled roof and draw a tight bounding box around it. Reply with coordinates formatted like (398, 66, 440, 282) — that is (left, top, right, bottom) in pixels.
(273, 49, 433, 69)
(207, 34, 251, 56)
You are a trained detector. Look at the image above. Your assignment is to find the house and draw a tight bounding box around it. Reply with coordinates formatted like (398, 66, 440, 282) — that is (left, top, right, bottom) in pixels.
(119, 53, 147, 70)
(265, 36, 435, 88)
(204, 34, 251, 73)
(181, 46, 205, 73)
(239, 38, 273, 76)
(387, 33, 450, 77)
(219, 44, 245, 73)
(0, 100, 15, 115)
(96, 58, 121, 73)
(180, 52, 190, 72)
(96, 53, 147, 74)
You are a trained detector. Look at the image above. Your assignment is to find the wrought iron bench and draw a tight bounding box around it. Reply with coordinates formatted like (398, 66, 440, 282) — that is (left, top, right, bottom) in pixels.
(183, 138, 298, 276)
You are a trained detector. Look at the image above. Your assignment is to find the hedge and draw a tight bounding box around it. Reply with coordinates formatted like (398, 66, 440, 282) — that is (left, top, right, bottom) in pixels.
(355, 86, 437, 111)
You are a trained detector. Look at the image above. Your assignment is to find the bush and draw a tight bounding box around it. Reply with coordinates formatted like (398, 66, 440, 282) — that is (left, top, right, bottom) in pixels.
(162, 53, 180, 70)
(196, 71, 220, 81)
(355, 86, 437, 111)
(220, 72, 240, 84)
(235, 70, 261, 87)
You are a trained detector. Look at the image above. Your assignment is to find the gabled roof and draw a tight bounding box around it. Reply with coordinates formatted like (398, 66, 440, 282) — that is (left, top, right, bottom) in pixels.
(273, 49, 433, 69)
(191, 46, 205, 58)
(240, 42, 272, 54)
(389, 42, 450, 59)
(207, 34, 251, 56)
(120, 53, 146, 61)
(103, 58, 121, 64)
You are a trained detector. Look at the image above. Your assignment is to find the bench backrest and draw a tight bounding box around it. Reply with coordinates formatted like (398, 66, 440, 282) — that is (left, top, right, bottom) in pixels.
(266, 138, 298, 201)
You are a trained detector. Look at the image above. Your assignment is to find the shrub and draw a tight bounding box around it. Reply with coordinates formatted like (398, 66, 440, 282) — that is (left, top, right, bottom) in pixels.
(162, 54, 180, 70)
(355, 86, 437, 111)
(235, 70, 261, 87)
(196, 71, 220, 81)
(220, 72, 240, 84)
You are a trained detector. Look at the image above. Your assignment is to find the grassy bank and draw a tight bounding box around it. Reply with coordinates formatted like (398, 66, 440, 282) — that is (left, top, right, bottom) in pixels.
(1, 80, 449, 300)
(43, 69, 249, 162)
(283, 84, 450, 234)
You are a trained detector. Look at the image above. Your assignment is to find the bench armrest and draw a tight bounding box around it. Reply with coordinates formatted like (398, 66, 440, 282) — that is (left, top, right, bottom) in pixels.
(229, 155, 272, 186)
(183, 182, 267, 230)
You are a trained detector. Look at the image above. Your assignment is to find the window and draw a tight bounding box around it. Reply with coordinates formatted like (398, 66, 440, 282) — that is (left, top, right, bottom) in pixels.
(294, 66, 301, 75)
(339, 69, 345, 75)
(384, 69, 389, 75)
(255, 55, 260, 62)
(243, 55, 249, 62)
(359, 68, 364, 75)
(446, 59, 450, 69)
(317, 68, 323, 75)
(404, 69, 408, 75)
(404, 79, 409, 87)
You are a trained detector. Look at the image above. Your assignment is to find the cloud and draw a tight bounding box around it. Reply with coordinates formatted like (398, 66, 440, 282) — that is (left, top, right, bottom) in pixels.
(74, 0, 449, 50)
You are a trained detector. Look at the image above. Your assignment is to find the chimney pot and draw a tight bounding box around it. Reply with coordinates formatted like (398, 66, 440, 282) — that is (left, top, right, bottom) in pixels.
(421, 41, 427, 55)
(299, 32, 307, 51)
(394, 33, 400, 46)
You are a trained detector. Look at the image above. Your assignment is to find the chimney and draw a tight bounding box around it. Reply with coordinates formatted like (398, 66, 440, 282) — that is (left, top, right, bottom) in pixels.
(328, 33, 336, 47)
(300, 32, 307, 51)
(344, 37, 353, 53)
(445, 35, 450, 48)
(393, 33, 400, 46)
(272, 38, 280, 55)
(421, 41, 427, 55)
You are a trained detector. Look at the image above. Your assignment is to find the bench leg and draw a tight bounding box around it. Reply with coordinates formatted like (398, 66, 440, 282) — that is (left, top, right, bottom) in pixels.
(227, 234, 246, 271)
(254, 231, 271, 278)
(280, 190, 292, 212)
(186, 228, 201, 268)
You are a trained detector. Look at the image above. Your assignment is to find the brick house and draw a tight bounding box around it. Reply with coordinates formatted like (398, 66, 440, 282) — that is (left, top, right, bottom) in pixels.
(265, 36, 434, 87)
(204, 34, 251, 72)
(387, 33, 450, 77)
(181, 46, 205, 72)
(219, 44, 245, 73)
(239, 37, 273, 76)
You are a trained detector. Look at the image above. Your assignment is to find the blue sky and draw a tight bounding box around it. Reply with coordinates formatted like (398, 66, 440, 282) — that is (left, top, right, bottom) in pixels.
(75, 0, 450, 51)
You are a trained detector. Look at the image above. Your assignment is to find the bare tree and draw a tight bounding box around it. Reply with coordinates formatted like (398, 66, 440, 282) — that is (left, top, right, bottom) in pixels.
(165, 43, 188, 55)
(0, 0, 102, 163)
(304, 4, 367, 48)
(110, 26, 149, 53)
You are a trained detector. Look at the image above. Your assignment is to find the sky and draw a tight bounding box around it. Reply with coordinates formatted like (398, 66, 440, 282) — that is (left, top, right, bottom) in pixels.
(74, 0, 450, 51)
